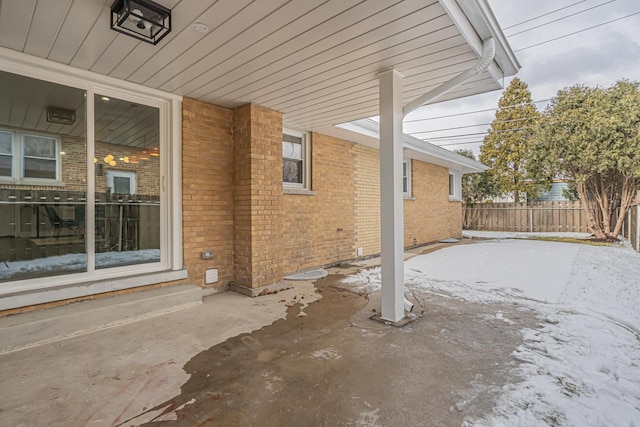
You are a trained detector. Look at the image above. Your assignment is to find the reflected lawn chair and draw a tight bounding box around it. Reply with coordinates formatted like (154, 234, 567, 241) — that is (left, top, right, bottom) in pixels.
(42, 205, 84, 237)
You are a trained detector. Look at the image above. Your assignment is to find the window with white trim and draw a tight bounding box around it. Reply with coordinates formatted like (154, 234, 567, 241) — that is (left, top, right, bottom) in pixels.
(282, 128, 310, 190)
(403, 160, 411, 196)
(0, 129, 60, 183)
(107, 170, 137, 194)
(449, 170, 462, 200)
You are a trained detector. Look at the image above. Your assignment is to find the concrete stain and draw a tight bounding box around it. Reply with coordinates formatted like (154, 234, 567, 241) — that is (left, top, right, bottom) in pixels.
(124, 272, 536, 427)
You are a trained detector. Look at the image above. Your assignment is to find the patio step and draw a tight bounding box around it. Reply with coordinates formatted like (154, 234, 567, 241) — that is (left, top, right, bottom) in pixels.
(0, 284, 202, 354)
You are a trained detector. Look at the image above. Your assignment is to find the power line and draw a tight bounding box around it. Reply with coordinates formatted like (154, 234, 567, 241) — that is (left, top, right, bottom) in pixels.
(514, 11, 640, 52)
(507, 0, 615, 37)
(435, 140, 485, 147)
(503, 0, 587, 30)
(404, 99, 551, 123)
(411, 126, 538, 139)
(406, 116, 539, 134)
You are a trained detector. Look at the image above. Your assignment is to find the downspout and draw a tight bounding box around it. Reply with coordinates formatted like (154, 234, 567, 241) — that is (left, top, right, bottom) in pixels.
(402, 37, 496, 118)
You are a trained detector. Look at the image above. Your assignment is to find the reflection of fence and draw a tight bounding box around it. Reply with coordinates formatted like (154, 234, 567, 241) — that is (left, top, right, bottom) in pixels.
(0, 189, 159, 252)
(622, 204, 639, 252)
(464, 201, 590, 233)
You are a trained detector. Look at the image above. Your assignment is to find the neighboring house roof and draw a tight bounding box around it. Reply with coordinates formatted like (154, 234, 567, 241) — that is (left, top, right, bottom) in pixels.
(338, 118, 487, 174)
(0, 0, 519, 142)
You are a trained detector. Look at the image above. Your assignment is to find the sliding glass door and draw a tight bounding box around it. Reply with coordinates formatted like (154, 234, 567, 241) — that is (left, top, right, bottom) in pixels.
(93, 94, 161, 269)
(0, 70, 87, 282)
(0, 69, 165, 285)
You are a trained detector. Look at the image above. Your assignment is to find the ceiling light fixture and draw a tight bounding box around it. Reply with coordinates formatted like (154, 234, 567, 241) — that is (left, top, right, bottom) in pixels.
(110, 0, 171, 45)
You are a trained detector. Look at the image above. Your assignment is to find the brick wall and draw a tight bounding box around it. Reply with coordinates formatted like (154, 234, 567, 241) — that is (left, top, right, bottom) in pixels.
(280, 133, 356, 274)
(353, 144, 381, 256)
(353, 148, 462, 256)
(404, 160, 462, 247)
(182, 98, 234, 287)
(232, 104, 284, 288)
(61, 139, 160, 195)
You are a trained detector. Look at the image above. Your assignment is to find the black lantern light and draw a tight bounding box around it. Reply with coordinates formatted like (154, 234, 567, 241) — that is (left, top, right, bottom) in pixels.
(110, 0, 171, 45)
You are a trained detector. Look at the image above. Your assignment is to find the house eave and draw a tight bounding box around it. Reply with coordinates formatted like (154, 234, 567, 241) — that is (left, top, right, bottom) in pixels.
(337, 118, 488, 174)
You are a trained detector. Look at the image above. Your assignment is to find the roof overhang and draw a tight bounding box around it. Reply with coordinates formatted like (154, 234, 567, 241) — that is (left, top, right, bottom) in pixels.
(0, 0, 519, 143)
(339, 118, 487, 173)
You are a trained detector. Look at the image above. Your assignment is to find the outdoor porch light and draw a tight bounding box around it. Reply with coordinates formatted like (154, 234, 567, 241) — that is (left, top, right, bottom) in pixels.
(110, 0, 171, 45)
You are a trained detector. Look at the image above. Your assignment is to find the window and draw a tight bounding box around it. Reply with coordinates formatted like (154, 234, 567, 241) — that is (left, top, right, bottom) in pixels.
(23, 134, 58, 180)
(403, 160, 411, 196)
(283, 128, 310, 190)
(0, 130, 12, 177)
(0, 129, 60, 182)
(107, 170, 137, 194)
(449, 173, 454, 196)
(449, 170, 462, 200)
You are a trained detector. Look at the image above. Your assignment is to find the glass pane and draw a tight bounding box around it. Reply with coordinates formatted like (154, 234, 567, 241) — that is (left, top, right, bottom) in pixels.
(283, 159, 302, 183)
(0, 131, 11, 154)
(94, 94, 160, 269)
(282, 141, 302, 160)
(0, 155, 11, 177)
(0, 70, 87, 283)
(24, 158, 56, 179)
(23, 135, 56, 158)
(113, 176, 131, 194)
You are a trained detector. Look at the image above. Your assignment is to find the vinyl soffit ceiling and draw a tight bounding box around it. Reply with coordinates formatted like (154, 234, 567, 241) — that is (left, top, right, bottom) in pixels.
(0, 0, 518, 142)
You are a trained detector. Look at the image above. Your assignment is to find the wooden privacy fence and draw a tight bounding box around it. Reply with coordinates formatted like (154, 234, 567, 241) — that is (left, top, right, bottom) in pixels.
(464, 201, 590, 233)
(621, 204, 639, 252)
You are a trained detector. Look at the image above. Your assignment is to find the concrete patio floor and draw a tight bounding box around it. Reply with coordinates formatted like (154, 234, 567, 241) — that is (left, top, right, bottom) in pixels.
(0, 247, 538, 427)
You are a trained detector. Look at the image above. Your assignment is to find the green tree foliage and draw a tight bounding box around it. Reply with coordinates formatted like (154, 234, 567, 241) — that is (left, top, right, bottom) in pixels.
(480, 78, 547, 202)
(455, 149, 499, 229)
(531, 80, 640, 239)
(455, 149, 499, 204)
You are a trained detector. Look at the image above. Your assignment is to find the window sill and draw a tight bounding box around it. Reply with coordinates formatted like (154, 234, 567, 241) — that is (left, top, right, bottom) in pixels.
(403, 195, 415, 201)
(449, 197, 463, 202)
(0, 179, 65, 188)
(284, 188, 316, 196)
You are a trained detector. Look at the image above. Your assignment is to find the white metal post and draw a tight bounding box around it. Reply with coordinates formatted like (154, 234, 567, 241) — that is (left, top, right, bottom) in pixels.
(379, 69, 405, 322)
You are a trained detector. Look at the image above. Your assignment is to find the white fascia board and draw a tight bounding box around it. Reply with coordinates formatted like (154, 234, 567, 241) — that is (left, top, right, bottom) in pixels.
(0, 47, 183, 103)
(338, 118, 487, 174)
(439, 0, 520, 80)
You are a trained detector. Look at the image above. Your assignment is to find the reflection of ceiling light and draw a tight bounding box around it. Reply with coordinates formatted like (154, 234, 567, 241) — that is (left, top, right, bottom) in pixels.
(110, 0, 171, 45)
(101, 96, 110, 101)
(60, 151, 66, 155)
(94, 157, 98, 164)
(46, 106, 76, 125)
(109, 160, 116, 166)
(104, 154, 114, 164)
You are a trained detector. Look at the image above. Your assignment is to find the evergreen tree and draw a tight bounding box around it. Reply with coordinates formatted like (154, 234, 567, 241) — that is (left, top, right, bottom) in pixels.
(531, 80, 640, 239)
(480, 78, 546, 202)
(455, 149, 499, 229)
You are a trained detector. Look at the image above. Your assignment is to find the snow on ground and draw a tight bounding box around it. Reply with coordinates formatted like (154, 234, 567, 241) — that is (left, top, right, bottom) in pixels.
(343, 238, 640, 427)
(0, 250, 160, 280)
(463, 230, 592, 240)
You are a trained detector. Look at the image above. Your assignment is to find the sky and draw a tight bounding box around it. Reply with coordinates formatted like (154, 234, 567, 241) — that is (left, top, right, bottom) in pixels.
(402, 0, 640, 157)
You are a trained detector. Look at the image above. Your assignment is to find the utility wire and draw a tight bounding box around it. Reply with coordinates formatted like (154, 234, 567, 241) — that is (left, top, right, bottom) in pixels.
(507, 0, 615, 37)
(406, 116, 538, 134)
(514, 11, 640, 52)
(404, 99, 551, 123)
(503, 0, 587, 30)
(411, 126, 537, 139)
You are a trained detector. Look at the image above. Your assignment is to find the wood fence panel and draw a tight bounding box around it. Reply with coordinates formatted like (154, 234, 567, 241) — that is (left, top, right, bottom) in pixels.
(466, 201, 590, 233)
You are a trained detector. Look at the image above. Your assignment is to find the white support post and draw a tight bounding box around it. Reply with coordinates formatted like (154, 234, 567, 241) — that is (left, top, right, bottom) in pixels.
(379, 69, 405, 322)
